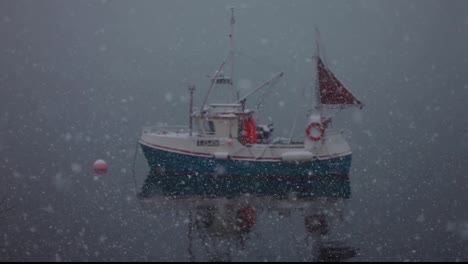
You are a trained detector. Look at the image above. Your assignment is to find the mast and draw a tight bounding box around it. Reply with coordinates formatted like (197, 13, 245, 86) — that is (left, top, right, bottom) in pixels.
(188, 84, 195, 136)
(229, 7, 239, 101)
(313, 27, 363, 119)
(314, 27, 322, 118)
(199, 9, 236, 113)
(199, 58, 228, 113)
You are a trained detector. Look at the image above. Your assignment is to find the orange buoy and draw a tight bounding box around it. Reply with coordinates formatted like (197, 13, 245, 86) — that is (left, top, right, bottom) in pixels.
(93, 159, 108, 174)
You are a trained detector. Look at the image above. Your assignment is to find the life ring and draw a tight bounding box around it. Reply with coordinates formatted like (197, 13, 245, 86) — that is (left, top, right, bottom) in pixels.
(305, 122, 325, 141)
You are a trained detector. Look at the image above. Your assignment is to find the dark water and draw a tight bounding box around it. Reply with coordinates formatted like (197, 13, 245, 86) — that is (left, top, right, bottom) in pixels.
(137, 185, 356, 262)
(2, 142, 468, 262)
(138, 168, 357, 262)
(2, 0, 468, 261)
(3, 150, 360, 262)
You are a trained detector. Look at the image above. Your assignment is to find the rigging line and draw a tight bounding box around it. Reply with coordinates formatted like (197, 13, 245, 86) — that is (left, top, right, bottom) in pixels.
(131, 140, 139, 196)
(297, 66, 314, 114)
(320, 107, 342, 125)
(288, 103, 303, 144)
(254, 71, 285, 111)
(246, 144, 272, 160)
(200, 56, 229, 112)
(231, 147, 244, 157)
(255, 145, 270, 160)
(253, 83, 273, 110)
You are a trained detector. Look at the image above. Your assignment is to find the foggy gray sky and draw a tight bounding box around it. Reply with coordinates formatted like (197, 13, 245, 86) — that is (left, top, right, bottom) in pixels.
(1, 0, 467, 181)
(1, 0, 468, 261)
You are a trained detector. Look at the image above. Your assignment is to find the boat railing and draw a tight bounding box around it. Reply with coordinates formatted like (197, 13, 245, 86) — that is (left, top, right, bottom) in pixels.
(142, 125, 189, 135)
(325, 129, 344, 136)
(271, 129, 343, 145)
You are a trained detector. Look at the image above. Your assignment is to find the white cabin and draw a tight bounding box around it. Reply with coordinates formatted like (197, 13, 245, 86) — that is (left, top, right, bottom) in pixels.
(193, 104, 243, 139)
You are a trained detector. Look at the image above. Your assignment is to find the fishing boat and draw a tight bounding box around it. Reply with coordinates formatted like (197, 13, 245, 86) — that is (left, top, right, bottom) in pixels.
(138, 9, 363, 196)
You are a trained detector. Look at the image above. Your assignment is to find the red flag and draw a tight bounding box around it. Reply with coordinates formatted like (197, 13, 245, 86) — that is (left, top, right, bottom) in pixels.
(318, 58, 362, 107)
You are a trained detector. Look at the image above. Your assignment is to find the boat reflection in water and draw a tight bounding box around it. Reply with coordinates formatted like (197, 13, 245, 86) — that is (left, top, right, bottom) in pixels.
(138, 170, 358, 262)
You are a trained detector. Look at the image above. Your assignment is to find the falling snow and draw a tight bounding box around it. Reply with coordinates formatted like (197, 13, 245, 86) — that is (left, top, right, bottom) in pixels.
(1, 0, 468, 262)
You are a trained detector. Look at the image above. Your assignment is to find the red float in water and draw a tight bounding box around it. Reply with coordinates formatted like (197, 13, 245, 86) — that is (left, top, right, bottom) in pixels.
(93, 159, 108, 174)
(237, 206, 256, 231)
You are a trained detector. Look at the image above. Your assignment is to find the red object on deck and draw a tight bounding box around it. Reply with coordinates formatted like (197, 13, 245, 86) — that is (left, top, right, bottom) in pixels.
(242, 116, 257, 144)
(93, 160, 108, 174)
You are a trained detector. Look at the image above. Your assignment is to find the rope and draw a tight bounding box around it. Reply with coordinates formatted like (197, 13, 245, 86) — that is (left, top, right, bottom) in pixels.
(288, 105, 302, 144)
(234, 50, 286, 118)
(254, 145, 269, 160)
(131, 140, 139, 195)
(253, 74, 283, 111)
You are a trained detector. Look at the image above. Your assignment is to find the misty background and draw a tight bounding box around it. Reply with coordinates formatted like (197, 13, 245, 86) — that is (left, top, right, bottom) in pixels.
(1, 0, 468, 261)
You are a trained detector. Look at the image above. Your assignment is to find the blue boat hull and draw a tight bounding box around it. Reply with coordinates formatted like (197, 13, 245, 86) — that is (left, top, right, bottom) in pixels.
(139, 143, 352, 198)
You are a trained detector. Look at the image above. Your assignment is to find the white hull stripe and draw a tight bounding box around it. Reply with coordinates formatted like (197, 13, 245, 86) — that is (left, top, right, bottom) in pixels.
(139, 140, 351, 162)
